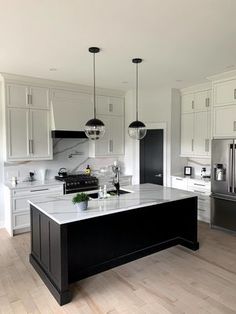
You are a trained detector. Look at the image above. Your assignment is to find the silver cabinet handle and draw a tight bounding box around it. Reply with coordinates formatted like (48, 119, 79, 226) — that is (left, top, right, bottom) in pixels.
(233, 121, 236, 131)
(109, 103, 113, 112)
(194, 190, 206, 194)
(29, 140, 31, 154)
(205, 98, 210, 107)
(176, 178, 183, 181)
(30, 188, 49, 192)
(193, 183, 205, 187)
(31, 140, 34, 154)
(234, 89, 236, 100)
(205, 139, 210, 152)
(27, 94, 32, 105)
(192, 139, 194, 152)
(191, 100, 194, 110)
(109, 140, 113, 153)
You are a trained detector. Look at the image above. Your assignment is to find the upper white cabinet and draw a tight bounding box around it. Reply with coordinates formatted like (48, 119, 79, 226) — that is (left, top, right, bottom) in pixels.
(2, 80, 52, 161)
(181, 93, 195, 113)
(181, 85, 211, 157)
(96, 95, 124, 116)
(89, 114, 124, 157)
(51, 89, 93, 131)
(213, 79, 236, 106)
(6, 84, 49, 109)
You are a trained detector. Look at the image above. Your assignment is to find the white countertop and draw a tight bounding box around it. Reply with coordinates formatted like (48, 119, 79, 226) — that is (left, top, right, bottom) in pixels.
(28, 183, 196, 225)
(4, 179, 64, 190)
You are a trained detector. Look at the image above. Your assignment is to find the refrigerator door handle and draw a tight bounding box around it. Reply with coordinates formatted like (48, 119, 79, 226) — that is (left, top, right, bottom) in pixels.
(211, 194, 236, 203)
(228, 145, 233, 193)
(233, 140, 235, 193)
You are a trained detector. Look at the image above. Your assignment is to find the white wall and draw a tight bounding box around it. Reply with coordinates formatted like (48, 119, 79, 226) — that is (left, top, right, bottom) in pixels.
(124, 86, 186, 186)
(0, 85, 4, 227)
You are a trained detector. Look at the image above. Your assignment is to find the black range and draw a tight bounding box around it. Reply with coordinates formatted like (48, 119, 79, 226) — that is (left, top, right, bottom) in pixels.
(55, 174, 98, 194)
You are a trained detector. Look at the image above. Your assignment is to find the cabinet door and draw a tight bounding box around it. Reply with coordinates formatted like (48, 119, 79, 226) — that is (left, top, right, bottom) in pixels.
(97, 96, 124, 116)
(213, 105, 236, 137)
(194, 90, 211, 112)
(109, 116, 124, 155)
(194, 111, 210, 156)
(7, 84, 28, 108)
(7, 108, 30, 159)
(181, 93, 195, 113)
(30, 86, 49, 109)
(214, 80, 236, 106)
(181, 113, 194, 155)
(30, 110, 52, 159)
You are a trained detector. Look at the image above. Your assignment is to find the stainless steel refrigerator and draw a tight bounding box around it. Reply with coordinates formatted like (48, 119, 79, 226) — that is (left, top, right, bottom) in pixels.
(211, 139, 236, 232)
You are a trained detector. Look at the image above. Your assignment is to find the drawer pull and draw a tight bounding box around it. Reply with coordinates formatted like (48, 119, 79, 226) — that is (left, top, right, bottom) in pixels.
(194, 190, 206, 194)
(176, 178, 183, 181)
(193, 183, 205, 187)
(234, 121, 236, 132)
(30, 188, 49, 192)
(234, 89, 236, 100)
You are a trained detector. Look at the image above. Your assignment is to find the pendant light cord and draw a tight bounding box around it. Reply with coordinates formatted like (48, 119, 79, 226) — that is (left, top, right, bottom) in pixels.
(93, 52, 96, 119)
(136, 62, 139, 121)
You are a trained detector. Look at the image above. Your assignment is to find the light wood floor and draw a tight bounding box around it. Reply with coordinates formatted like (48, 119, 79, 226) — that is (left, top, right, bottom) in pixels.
(1, 223, 236, 314)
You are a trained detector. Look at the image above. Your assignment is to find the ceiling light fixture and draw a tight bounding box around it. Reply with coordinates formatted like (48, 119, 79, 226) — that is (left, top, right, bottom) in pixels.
(128, 58, 147, 140)
(84, 47, 105, 140)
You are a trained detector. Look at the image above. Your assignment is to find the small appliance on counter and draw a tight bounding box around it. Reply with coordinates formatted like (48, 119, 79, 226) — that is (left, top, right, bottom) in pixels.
(58, 168, 68, 178)
(184, 166, 192, 177)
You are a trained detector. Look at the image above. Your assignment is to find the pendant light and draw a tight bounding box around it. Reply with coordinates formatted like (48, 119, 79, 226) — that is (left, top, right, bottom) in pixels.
(84, 47, 105, 140)
(128, 58, 147, 140)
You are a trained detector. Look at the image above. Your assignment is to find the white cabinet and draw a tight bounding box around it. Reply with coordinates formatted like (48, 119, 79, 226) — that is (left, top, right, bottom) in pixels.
(7, 108, 30, 159)
(181, 87, 211, 157)
(171, 176, 210, 223)
(214, 79, 236, 106)
(6, 84, 28, 108)
(4, 183, 63, 236)
(6, 84, 49, 109)
(181, 93, 195, 113)
(181, 113, 194, 155)
(194, 111, 210, 156)
(213, 105, 236, 138)
(4, 83, 52, 161)
(89, 115, 124, 156)
(194, 90, 211, 112)
(30, 110, 51, 158)
(96, 95, 124, 116)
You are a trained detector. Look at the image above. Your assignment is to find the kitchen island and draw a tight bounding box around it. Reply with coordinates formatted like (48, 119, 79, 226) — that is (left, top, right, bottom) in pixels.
(29, 183, 199, 305)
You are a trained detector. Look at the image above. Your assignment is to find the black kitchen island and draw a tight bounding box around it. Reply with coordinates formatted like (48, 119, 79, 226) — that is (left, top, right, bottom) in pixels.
(29, 184, 199, 305)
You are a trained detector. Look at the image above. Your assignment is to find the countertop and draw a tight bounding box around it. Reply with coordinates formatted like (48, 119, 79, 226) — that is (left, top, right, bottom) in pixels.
(4, 179, 64, 190)
(28, 183, 196, 225)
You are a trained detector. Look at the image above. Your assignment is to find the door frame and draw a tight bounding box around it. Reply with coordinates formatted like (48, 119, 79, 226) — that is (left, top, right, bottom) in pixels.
(134, 122, 167, 186)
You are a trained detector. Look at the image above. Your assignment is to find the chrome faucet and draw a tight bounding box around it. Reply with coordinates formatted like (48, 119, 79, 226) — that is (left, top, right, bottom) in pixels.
(112, 162, 120, 196)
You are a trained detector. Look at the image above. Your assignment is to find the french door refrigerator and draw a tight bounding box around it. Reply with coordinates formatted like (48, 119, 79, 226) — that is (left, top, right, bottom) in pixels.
(211, 139, 236, 232)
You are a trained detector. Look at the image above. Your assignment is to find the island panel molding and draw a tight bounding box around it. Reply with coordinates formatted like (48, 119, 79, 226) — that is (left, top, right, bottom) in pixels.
(29, 185, 199, 305)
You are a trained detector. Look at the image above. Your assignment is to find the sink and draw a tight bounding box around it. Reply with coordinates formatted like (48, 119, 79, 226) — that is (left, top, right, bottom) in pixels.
(88, 189, 131, 199)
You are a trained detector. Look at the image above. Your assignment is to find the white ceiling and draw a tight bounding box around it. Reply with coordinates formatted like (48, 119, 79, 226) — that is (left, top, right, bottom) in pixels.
(0, 0, 236, 91)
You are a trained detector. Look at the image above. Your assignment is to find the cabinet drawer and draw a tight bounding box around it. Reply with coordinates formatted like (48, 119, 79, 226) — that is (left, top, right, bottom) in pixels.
(188, 180, 210, 191)
(12, 185, 63, 197)
(13, 212, 30, 229)
(188, 187, 210, 196)
(171, 177, 188, 190)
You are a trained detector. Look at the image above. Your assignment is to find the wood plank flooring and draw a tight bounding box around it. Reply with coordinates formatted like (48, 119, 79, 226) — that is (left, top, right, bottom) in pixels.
(0, 222, 236, 313)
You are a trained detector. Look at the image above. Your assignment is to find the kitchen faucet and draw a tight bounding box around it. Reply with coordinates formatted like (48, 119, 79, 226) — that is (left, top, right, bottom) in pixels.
(112, 162, 120, 196)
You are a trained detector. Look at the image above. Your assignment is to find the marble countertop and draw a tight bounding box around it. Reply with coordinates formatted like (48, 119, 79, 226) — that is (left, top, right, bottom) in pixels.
(28, 183, 196, 225)
(4, 179, 64, 190)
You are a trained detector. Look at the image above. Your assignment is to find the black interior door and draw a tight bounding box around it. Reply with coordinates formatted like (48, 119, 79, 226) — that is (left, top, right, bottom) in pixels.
(140, 129, 163, 185)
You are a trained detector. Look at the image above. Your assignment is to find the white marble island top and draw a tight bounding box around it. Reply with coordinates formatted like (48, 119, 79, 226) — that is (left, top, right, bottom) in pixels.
(28, 183, 196, 225)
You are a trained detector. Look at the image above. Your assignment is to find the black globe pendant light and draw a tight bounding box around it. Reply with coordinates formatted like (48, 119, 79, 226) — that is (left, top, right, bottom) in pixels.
(128, 58, 147, 140)
(84, 47, 105, 140)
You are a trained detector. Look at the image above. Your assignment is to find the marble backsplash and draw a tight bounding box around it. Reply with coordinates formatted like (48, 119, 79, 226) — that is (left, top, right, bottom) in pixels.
(187, 158, 211, 177)
(4, 138, 124, 183)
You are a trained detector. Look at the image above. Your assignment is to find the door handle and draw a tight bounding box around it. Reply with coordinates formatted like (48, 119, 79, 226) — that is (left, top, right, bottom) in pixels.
(155, 173, 162, 177)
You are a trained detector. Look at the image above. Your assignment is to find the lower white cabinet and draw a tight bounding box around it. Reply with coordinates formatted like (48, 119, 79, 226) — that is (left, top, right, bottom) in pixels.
(89, 115, 124, 157)
(4, 183, 63, 236)
(171, 176, 210, 223)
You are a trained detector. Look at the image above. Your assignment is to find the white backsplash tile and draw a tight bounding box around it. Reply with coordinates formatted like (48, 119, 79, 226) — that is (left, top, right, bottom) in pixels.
(4, 138, 124, 182)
